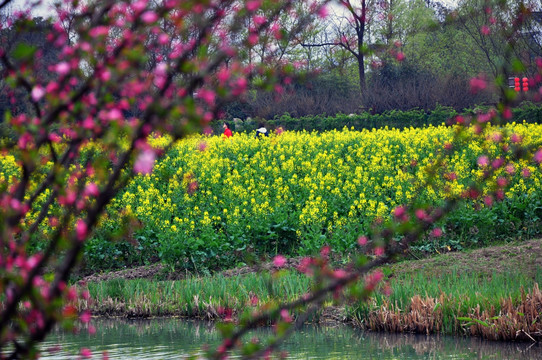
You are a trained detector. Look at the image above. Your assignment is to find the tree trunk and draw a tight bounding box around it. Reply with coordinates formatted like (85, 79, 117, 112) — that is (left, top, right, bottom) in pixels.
(357, 53, 365, 96)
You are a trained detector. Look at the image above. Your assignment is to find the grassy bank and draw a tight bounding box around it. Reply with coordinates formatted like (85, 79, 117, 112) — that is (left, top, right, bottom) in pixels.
(82, 271, 312, 319)
(79, 240, 542, 342)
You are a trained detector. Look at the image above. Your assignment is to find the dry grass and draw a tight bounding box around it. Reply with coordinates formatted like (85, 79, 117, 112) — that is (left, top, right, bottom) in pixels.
(355, 284, 542, 342)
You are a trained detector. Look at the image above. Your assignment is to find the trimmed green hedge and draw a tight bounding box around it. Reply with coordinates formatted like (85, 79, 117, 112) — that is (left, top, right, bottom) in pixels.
(216, 103, 542, 134)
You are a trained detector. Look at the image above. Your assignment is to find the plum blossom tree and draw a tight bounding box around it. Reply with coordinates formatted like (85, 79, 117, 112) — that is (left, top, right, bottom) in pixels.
(1, 0, 542, 359)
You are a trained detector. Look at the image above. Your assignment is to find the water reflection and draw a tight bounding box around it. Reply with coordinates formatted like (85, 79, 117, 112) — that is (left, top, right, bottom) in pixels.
(41, 318, 542, 359)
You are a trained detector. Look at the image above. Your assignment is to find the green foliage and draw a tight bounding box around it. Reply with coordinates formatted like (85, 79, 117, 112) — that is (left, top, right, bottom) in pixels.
(261, 103, 542, 133)
(412, 193, 542, 254)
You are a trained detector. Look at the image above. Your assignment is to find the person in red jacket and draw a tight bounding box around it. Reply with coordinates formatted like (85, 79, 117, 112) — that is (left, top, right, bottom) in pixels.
(223, 122, 232, 138)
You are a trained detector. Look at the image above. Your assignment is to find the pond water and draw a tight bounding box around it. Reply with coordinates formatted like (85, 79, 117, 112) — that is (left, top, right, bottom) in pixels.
(40, 318, 541, 359)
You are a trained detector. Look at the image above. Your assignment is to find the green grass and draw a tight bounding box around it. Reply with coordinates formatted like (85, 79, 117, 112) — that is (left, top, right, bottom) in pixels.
(84, 270, 313, 318)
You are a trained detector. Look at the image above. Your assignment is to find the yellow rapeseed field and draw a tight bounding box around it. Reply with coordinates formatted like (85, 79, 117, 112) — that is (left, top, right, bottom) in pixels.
(2, 123, 542, 267)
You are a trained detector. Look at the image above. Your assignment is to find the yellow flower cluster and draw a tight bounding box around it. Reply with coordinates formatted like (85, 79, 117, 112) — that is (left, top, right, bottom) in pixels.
(2, 122, 542, 257)
(106, 122, 542, 254)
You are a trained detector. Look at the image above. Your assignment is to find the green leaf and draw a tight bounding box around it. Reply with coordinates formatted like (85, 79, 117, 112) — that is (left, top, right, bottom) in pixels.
(241, 342, 261, 356)
(12, 43, 37, 61)
(216, 322, 235, 338)
(457, 317, 490, 327)
(512, 59, 526, 72)
(275, 321, 291, 336)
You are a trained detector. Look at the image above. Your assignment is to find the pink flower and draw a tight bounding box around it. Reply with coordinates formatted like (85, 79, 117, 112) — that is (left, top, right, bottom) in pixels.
(477, 155, 489, 167)
(273, 255, 286, 268)
(107, 108, 123, 121)
(395, 51, 405, 62)
(415, 208, 428, 221)
(67, 287, 77, 301)
(88, 325, 96, 335)
(10, 198, 22, 212)
(18, 132, 33, 149)
(280, 309, 292, 323)
(132, 0, 148, 13)
(393, 206, 407, 221)
(505, 163, 515, 174)
(253, 15, 266, 26)
(76, 220, 88, 242)
(31, 86, 45, 101)
(48, 133, 62, 143)
(89, 26, 109, 37)
(79, 310, 91, 323)
(318, 5, 328, 18)
(491, 157, 504, 169)
(333, 269, 348, 279)
(85, 183, 99, 197)
(481, 25, 490, 35)
(510, 133, 521, 143)
(320, 245, 331, 258)
(141, 11, 158, 23)
(534, 149, 542, 164)
(431, 228, 443, 238)
(496, 177, 508, 188)
(80, 348, 92, 359)
(490, 131, 502, 143)
(55, 62, 70, 76)
(196, 89, 215, 106)
(484, 196, 493, 207)
(134, 150, 156, 174)
(217, 67, 230, 85)
(469, 76, 487, 94)
(297, 257, 313, 274)
(198, 141, 207, 152)
(374, 247, 384, 256)
(246, 0, 261, 12)
(357, 235, 368, 246)
(83, 117, 95, 130)
(248, 32, 259, 45)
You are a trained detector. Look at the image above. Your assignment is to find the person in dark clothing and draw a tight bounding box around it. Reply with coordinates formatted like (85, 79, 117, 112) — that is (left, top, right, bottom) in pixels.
(255, 122, 268, 138)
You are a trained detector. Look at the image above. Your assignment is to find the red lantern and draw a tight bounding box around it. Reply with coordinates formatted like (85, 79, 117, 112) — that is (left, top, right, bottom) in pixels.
(522, 77, 529, 92)
(514, 77, 520, 92)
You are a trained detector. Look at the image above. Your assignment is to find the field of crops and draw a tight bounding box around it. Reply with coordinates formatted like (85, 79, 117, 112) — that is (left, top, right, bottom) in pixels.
(2, 122, 542, 272)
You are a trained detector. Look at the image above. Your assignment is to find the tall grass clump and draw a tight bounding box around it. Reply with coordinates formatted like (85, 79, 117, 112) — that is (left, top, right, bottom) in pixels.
(349, 267, 542, 339)
(81, 271, 312, 319)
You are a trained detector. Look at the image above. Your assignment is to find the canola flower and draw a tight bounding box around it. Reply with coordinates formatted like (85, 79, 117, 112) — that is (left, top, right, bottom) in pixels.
(110, 123, 542, 263)
(2, 123, 542, 268)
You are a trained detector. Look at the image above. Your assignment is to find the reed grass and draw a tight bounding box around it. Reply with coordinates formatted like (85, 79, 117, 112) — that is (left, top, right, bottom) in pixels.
(81, 270, 312, 320)
(350, 267, 542, 340)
